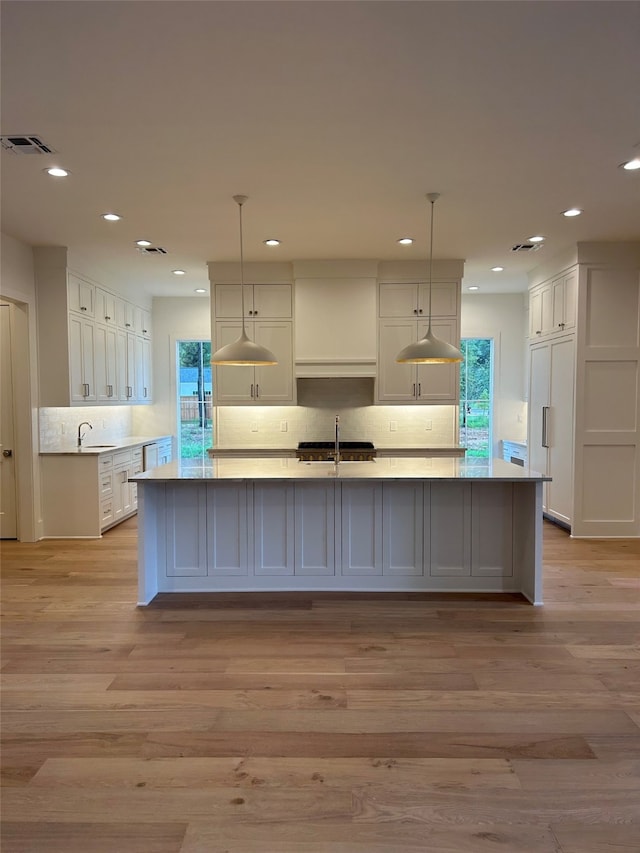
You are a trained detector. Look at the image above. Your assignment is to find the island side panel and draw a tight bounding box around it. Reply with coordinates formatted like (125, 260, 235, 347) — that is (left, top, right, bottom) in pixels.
(513, 480, 544, 605)
(136, 482, 164, 606)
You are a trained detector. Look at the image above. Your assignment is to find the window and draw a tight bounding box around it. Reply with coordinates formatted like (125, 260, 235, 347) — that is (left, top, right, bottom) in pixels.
(459, 338, 493, 458)
(177, 341, 212, 460)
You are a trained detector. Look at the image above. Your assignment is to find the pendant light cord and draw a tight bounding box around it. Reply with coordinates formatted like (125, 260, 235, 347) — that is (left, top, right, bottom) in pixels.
(427, 197, 434, 335)
(237, 198, 247, 336)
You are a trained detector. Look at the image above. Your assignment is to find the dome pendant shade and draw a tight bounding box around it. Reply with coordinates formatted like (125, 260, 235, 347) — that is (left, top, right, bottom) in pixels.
(396, 328, 464, 363)
(211, 194, 279, 367)
(396, 192, 464, 364)
(211, 329, 277, 366)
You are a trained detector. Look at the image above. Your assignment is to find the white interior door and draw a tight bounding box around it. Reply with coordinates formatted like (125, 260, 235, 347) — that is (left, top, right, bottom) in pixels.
(0, 304, 18, 538)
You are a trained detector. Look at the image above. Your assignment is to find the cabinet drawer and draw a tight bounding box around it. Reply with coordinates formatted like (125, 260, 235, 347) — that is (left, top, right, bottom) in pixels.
(99, 454, 114, 471)
(100, 471, 113, 499)
(100, 499, 114, 529)
(132, 447, 143, 463)
(113, 449, 132, 467)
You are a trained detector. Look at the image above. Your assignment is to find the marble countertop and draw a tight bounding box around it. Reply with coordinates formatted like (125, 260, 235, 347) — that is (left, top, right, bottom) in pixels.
(40, 435, 172, 456)
(131, 456, 550, 483)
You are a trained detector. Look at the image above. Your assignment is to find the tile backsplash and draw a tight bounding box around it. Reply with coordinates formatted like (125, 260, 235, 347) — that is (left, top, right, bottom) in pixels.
(215, 379, 456, 448)
(39, 407, 134, 450)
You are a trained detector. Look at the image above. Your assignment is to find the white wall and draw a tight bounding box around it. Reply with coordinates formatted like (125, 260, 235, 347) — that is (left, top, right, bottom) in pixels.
(1, 232, 41, 540)
(461, 293, 528, 457)
(133, 297, 211, 439)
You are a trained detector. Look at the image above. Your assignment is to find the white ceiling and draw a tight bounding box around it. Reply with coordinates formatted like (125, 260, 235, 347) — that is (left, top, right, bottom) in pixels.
(1, 1, 639, 300)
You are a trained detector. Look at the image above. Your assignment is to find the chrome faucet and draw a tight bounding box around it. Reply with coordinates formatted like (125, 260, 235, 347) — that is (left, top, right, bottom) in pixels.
(333, 415, 340, 464)
(77, 421, 93, 447)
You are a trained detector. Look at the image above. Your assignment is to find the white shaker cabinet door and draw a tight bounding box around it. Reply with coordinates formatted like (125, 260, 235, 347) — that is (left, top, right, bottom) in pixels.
(340, 482, 383, 576)
(429, 482, 471, 576)
(165, 483, 208, 577)
(206, 483, 249, 577)
(377, 320, 418, 402)
(253, 321, 294, 403)
(416, 319, 459, 403)
(471, 483, 513, 577)
(254, 483, 295, 576)
(294, 483, 336, 576)
(382, 482, 424, 576)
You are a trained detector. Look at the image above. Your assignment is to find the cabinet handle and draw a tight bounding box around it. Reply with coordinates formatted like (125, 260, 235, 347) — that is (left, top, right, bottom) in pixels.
(143, 387, 148, 398)
(80, 305, 87, 311)
(542, 406, 550, 448)
(412, 382, 416, 397)
(83, 383, 90, 397)
(105, 315, 111, 321)
(418, 308, 423, 314)
(250, 383, 254, 398)
(413, 308, 418, 315)
(143, 329, 147, 334)
(558, 322, 565, 329)
(253, 310, 258, 315)
(255, 384, 259, 398)
(536, 330, 542, 335)
(417, 383, 421, 396)
(107, 384, 113, 398)
(125, 322, 131, 327)
(127, 385, 132, 398)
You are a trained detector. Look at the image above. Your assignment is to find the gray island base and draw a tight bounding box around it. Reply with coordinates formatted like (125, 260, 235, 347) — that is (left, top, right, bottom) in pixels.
(130, 457, 550, 607)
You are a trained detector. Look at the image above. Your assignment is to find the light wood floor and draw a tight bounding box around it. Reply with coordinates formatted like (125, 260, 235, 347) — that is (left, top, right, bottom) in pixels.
(1, 520, 639, 853)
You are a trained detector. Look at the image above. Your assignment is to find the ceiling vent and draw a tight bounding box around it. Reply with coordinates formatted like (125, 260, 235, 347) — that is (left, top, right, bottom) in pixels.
(1, 135, 56, 154)
(511, 242, 542, 253)
(137, 246, 167, 255)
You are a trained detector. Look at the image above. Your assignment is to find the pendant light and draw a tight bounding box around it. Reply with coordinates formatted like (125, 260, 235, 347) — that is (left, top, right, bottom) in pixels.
(210, 195, 278, 366)
(396, 193, 464, 364)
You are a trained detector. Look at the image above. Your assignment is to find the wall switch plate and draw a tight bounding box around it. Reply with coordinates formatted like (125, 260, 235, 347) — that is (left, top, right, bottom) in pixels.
(389, 421, 397, 432)
(280, 421, 288, 432)
(424, 420, 432, 430)
(250, 422, 258, 433)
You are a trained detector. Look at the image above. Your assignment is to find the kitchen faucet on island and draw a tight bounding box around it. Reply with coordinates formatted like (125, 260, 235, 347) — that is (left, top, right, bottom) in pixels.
(331, 415, 340, 464)
(77, 421, 93, 448)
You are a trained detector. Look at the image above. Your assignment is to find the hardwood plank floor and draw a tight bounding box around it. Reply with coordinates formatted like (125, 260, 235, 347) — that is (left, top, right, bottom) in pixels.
(1, 518, 639, 852)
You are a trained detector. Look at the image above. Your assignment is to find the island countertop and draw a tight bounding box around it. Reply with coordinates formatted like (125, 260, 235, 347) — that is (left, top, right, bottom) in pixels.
(130, 456, 550, 483)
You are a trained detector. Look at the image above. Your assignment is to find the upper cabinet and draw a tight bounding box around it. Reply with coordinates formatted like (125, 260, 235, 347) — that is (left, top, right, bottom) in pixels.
(209, 262, 296, 406)
(375, 264, 463, 405)
(35, 248, 153, 407)
(529, 267, 577, 340)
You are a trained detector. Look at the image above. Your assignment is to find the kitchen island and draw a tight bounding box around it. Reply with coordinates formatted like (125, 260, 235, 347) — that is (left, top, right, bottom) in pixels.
(131, 457, 550, 606)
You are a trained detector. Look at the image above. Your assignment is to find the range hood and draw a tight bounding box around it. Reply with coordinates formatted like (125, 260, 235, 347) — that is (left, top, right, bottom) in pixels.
(296, 377, 375, 407)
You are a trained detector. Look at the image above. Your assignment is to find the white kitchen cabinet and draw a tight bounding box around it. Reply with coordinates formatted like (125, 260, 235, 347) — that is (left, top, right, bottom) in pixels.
(551, 270, 577, 334)
(528, 281, 553, 339)
(140, 308, 152, 338)
(294, 482, 335, 576)
(528, 336, 575, 526)
(214, 283, 292, 319)
(254, 483, 295, 575)
(165, 483, 208, 577)
(379, 281, 459, 319)
(68, 314, 96, 402)
(214, 320, 294, 404)
(34, 248, 153, 407)
(140, 336, 152, 401)
(157, 438, 173, 466)
(377, 318, 459, 403)
(429, 482, 471, 577)
(67, 273, 95, 318)
(207, 482, 249, 576)
(382, 481, 424, 576)
(94, 323, 118, 402)
(340, 482, 383, 576)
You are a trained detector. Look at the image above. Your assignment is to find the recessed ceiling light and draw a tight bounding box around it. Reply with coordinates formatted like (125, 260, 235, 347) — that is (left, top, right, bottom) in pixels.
(491, 266, 504, 272)
(562, 208, 582, 217)
(45, 167, 69, 177)
(172, 269, 186, 275)
(102, 212, 122, 221)
(621, 157, 640, 171)
(528, 235, 545, 243)
(468, 286, 479, 291)
(263, 239, 280, 246)
(194, 288, 207, 294)
(397, 237, 414, 245)
(136, 239, 152, 247)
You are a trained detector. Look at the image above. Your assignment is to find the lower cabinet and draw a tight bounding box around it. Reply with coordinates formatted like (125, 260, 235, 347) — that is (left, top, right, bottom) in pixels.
(163, 481, 515, 583)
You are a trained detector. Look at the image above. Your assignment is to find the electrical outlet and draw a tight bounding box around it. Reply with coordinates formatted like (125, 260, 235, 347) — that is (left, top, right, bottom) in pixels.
(517, 413, 523, 423)
(389, 421, 397, 432)
(61, 423, 66, 435)
(280, 420, 288, 432)
(424, 420, 432, 430)
(250, 422, 258, 433)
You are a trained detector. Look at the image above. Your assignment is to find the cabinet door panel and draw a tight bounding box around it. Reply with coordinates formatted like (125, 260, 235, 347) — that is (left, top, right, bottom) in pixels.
(416, 319, 459, 403)
(547, 337, 575, 525)
(166, 483, 207, 577)
(213, 321, 254, 402)
(254, 321, 293, 402)
(341, 483, 383, 576)
(214, 284, 254, 318)
(252, 284, 292, 318)
(377, 320, 417, 401)
(429, 483, 471, 576)
(294, 483, 335, 576)
(471, 483, 513, 576)
(207, 483, 248, 576)
(528, 343, 550, 511)
(418, 282, 458, 317)
(254, 483, 295, 575)
(383, 482, 424, 576)
(379, 284, 419, 317)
